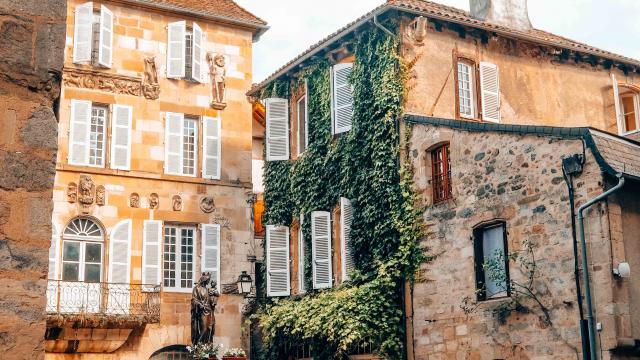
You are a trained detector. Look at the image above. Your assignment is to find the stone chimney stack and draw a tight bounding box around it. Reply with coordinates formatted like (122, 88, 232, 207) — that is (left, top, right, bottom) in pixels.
(469, 0, 532, 31)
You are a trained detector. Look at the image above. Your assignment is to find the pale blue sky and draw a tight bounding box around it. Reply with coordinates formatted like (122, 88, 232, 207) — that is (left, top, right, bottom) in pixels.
(236, 0, 640, 82)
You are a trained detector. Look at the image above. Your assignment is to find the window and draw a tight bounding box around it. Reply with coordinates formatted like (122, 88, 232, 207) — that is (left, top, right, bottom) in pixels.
(89, 105, 107, 166)
(474, 222, 509, 301)
(266, 225, 290, 297)
(164, 113, 199, 177)
(431, 144, 452, 203)
(297, 86, 308, 155)
(73, 3, 113, 67)
(167, 21, 202, 82)
(457, 61, 476, 119)
(311, 211, 332, 289)
(620, 92, 639, 134)
(265, 98, 290, 161)
(332, 63, 354, 134)
(163, 225, 195, 291)
(182, 117, 198, 176)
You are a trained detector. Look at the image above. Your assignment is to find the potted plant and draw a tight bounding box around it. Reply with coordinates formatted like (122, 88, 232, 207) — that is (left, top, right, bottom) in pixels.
(222, 348, 247, 360)
(187, 343, 221, 360)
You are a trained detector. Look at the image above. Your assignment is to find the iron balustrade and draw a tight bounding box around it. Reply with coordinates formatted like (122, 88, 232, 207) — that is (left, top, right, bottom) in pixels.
(46, 280, 160, 322)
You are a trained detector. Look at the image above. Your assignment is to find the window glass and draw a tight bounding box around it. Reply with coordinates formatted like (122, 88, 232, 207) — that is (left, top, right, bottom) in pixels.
(182, 118, 197, 175)
(621, 94, 638, 133)
(63, 241, 80, 262)
(163, 225, 195, 290)
(85, 243, 102, 263)
(163, 227, 177, 288)
(185, 32, 193, 79)
(89, 106, 107, 166)
(482, 225, 507, 299)
(180, 228, 194, 289)
(457, 62, 475, 118)
(63, 263, 79, 281)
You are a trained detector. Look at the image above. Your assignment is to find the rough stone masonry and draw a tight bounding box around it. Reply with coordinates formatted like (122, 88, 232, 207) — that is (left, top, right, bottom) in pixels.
(0, 0, 66, 358)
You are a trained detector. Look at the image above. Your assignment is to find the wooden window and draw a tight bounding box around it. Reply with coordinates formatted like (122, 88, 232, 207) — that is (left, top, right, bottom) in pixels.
(164, 113, 201, 177)
(473, 222, 509, 301)
(163, 225, 195, 292)
(167, 21, 202, 81)
(457, 61, 476, 119)
(265, 98, 290, 161)
(142, 220, 162, 291)
(298, 215, 306, 293)
(340, 198, 354, 281)
(331, 63, 354, 134)
(88, 105, 108, 167)
(621, 93, 640, 134)
(266, 225, 290, 297)
(479, 62, 501, 122)
(201, 224, 221, 292)
(312, 211, 332, 289)
(72, 2, 113, 68)
(297, 81, 308, 155)
(431, 144, 452, 203)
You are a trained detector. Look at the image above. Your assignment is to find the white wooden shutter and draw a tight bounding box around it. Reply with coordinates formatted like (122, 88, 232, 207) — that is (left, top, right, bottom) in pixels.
(266, 225, 290, 297)
(69, 99, 92, 165)
(332, 63, 354, 134)
(192, 22, 203, 82)
(109, 220, 131, 283)
(73, 2, 93, 64)
(312, 211, 332, 289)
(48, 223, 59, 280)
(98, 5, 113, 68)
(201, 224, 220, 291)
(612, 74, 624, 134)
(479, 62, 501, 123)
(298, 214, 306, 293)
(202, 117, 221, 179)
(167, 21, 186, 78)
(340, 198, 354, 281)
(142, 220, 162, 291)
(164, 112, 183, 175)
(111, 105, 132, 170)
(265, 98, 289, 161)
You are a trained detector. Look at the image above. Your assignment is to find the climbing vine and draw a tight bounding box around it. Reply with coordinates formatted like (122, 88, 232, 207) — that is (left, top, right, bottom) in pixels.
(255, 24, 426, 359)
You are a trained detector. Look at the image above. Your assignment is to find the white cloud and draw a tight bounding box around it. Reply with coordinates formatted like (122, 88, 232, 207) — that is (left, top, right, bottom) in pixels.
(237, 0, 640, 82)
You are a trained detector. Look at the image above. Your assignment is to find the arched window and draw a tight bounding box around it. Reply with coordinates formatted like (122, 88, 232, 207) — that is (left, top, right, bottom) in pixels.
(61, 217, 105, 283)
(149, 345, 190, 360)
(613, 78, 640, 135)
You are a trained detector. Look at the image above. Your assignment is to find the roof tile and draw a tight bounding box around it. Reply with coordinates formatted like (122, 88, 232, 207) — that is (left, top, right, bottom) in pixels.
(139, 0, 266, 26)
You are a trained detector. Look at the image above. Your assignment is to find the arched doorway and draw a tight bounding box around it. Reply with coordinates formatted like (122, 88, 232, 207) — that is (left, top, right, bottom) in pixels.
(149, 345, 190, 360)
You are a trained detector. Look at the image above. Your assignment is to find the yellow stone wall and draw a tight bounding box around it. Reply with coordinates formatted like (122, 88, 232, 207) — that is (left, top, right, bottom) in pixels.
(47, 0, 257, 358)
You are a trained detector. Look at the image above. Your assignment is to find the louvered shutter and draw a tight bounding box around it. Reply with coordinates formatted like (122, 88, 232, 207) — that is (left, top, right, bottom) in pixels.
(73, 2, 93, 64)
(298, 214, 306, 293)
(332, 63, 354, 134)
(109, 220, 131, 283)
(265, 98, 289, 161)
(266, 225, 290, 297)
(69, 99, 92, 165)
(98, 5, 113, 68)
(192, 22, 203, 82)
(111, 105, 132, 170)
(202, 117, 221, 179)
(340, 198, 354, 281)
(164, 112, 183, 175)
(201, 224, 220, 291)
(312, 211, 332, 289)
(479, 62, 501, 122)
(48, 223, 59, 280)
(167, 21, 186, 78)
(142, 220, 162, 291)
(612, 74, 624, 134)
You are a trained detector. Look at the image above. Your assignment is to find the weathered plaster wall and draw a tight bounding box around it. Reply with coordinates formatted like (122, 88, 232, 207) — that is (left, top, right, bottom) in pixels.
(408, 123, 627, 359)
(0, 0, 66, 358)
(403, 22, 639, 135)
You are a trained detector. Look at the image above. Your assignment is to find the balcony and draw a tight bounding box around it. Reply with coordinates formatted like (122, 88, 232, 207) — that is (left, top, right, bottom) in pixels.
(46, 280, 160, 326)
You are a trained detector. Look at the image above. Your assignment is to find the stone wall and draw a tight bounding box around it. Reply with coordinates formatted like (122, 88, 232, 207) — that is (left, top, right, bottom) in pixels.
(0, 0, 66, 358)
(407, 123, 624, 359)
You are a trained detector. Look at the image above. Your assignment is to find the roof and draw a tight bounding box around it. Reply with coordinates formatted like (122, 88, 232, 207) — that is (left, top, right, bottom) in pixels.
(249, 0, 640, 95)
(405, 114, 640, 181)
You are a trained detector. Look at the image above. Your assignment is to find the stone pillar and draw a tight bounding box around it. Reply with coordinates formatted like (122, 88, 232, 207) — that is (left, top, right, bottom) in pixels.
(0, 0, 66, 358)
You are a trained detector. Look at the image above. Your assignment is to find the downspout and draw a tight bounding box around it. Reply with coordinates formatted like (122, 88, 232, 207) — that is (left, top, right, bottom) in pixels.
(578, 173, 625, 360)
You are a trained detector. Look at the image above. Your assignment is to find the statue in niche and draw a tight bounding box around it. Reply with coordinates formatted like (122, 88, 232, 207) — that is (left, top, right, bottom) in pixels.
(149, 193, 159, 210)
(199, 196, 215, 213)
(191, 272, 219, 346)
(78, 175, 95, 213)
(172, 195, 182, 211)
(207, 52, 227, 110)
(142, 56, 160, 100)
(406, 16, 428, 45)
(130, 193, 140, 208)
(95, 185, 106, 206)
(67, 182, 77, 203)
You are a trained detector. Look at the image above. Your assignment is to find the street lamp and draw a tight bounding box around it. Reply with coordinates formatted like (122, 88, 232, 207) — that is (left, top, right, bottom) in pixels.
(237, 271, 252, 294)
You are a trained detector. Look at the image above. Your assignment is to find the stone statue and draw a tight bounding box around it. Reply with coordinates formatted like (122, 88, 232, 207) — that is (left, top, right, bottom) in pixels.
(78, 175, 95, 213)
(149, 193, 159, 209)
(96, 185, 106, 206)
(172, 195, 182, 211)
(67, 182, 77, 203)
(191, 272, 219, 346)
(130, 193, 140, 208)
(199, 196, 215, 213)
(207, 53, 226, 109)
(142, 56, 160, 100)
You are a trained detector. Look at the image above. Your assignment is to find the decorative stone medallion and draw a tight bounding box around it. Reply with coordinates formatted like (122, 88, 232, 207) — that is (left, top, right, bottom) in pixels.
(199, 196, 215, 213)
(78, 175, 95, 213)
(149, 193, 159, 209)
(67, 182, 77, 203)
(95, 185, 106, 206)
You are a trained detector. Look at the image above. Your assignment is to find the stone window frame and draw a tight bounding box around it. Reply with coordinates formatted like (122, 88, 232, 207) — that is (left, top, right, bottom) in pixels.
(472, 220, 511, 301)
(453, 55, 481, 121)
(429, 142, 453, 204)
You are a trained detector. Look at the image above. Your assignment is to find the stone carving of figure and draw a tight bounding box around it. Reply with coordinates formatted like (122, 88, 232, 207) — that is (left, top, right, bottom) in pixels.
(78, 175, 95, 213)
(191, 272, 219, 346)
(149, 193, 159, 209)
(207, 53, 226, 109)
(96, 185, 106, 206)
(142, 56, 160, 100)
(199, 196, 215, 213)
(67, 182, 77, 203)
(130, 193, 140, 208)
(172, 195, 182, 211)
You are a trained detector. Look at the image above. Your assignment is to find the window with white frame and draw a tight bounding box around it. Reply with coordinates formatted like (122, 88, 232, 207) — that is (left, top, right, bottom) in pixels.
(165, 113, 221, 178)
(182, 117, 198, 176)
(73, 2, 113, 68)
(163, 225, 195, 291)
(474, 221, 509, 301)
(457, 61, 476, 119)
(297, 81, 309, 155)
(89, 105, 107, 167)
(331, 63, 354, 134)
(167, 21, 203, 82)
(620, 92, 639, 134)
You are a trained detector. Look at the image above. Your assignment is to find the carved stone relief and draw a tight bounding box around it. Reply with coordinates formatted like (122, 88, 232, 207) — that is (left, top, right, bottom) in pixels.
(96, 185, 106, 206)
(142, 57, 160, 100)
(149, 193, 159, 210)
(200, 196, 215, 213)
(207, 52, 227, 110)
(63, 68, 142, 96)
(67, 182, 77, 203)
(172, 195, 182, 211)
(78, 175, 95, 213)
(210, 213, 231, 229)
(130, 193, 140, 208)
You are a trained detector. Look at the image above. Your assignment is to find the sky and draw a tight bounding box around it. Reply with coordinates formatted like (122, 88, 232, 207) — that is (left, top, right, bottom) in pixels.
(235, 0, 640, 83)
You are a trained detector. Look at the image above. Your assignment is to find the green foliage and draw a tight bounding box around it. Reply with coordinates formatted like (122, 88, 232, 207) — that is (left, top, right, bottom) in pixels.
(256, 25, 426, 359)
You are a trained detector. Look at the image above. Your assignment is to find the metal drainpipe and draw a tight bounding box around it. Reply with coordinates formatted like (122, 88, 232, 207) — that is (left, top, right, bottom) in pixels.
(578, 173, 625, 360)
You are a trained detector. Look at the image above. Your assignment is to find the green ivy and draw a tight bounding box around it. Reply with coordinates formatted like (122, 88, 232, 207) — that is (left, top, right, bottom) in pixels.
(255, 24, 426, 359)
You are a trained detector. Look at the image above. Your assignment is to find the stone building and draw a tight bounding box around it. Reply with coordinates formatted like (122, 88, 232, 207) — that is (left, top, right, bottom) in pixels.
(44, 0, 266, 358)
(0, 0, 66, 358)
(247, 0, 640, 358)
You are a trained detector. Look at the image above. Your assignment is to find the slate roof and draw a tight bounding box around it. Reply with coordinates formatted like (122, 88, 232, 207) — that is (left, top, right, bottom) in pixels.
(249, 0, 640, 95)
(405, 114, 640, 182)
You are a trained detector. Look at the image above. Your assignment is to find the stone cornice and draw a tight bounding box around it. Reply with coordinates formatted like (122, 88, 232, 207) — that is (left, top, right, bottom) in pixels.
(62, 67, 142, 96)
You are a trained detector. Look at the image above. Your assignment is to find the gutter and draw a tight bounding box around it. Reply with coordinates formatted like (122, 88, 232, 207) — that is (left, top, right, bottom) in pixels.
(578, 173, 625, 360)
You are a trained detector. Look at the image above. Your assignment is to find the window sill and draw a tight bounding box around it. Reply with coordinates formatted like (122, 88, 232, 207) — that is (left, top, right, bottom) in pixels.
(162, 287, 193, 294)
(620, 129, 640, 137)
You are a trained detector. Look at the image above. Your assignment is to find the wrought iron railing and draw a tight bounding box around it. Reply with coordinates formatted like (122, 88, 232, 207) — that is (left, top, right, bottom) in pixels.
(46, 280, 160, 322)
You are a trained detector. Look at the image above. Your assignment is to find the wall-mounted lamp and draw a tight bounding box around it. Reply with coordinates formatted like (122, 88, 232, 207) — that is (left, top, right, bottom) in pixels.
(237, 271, 253, 294)
(613, 262, 631, 278)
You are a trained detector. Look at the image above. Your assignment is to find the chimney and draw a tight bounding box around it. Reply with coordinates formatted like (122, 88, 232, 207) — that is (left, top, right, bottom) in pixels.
(469, 0, 532, 31)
